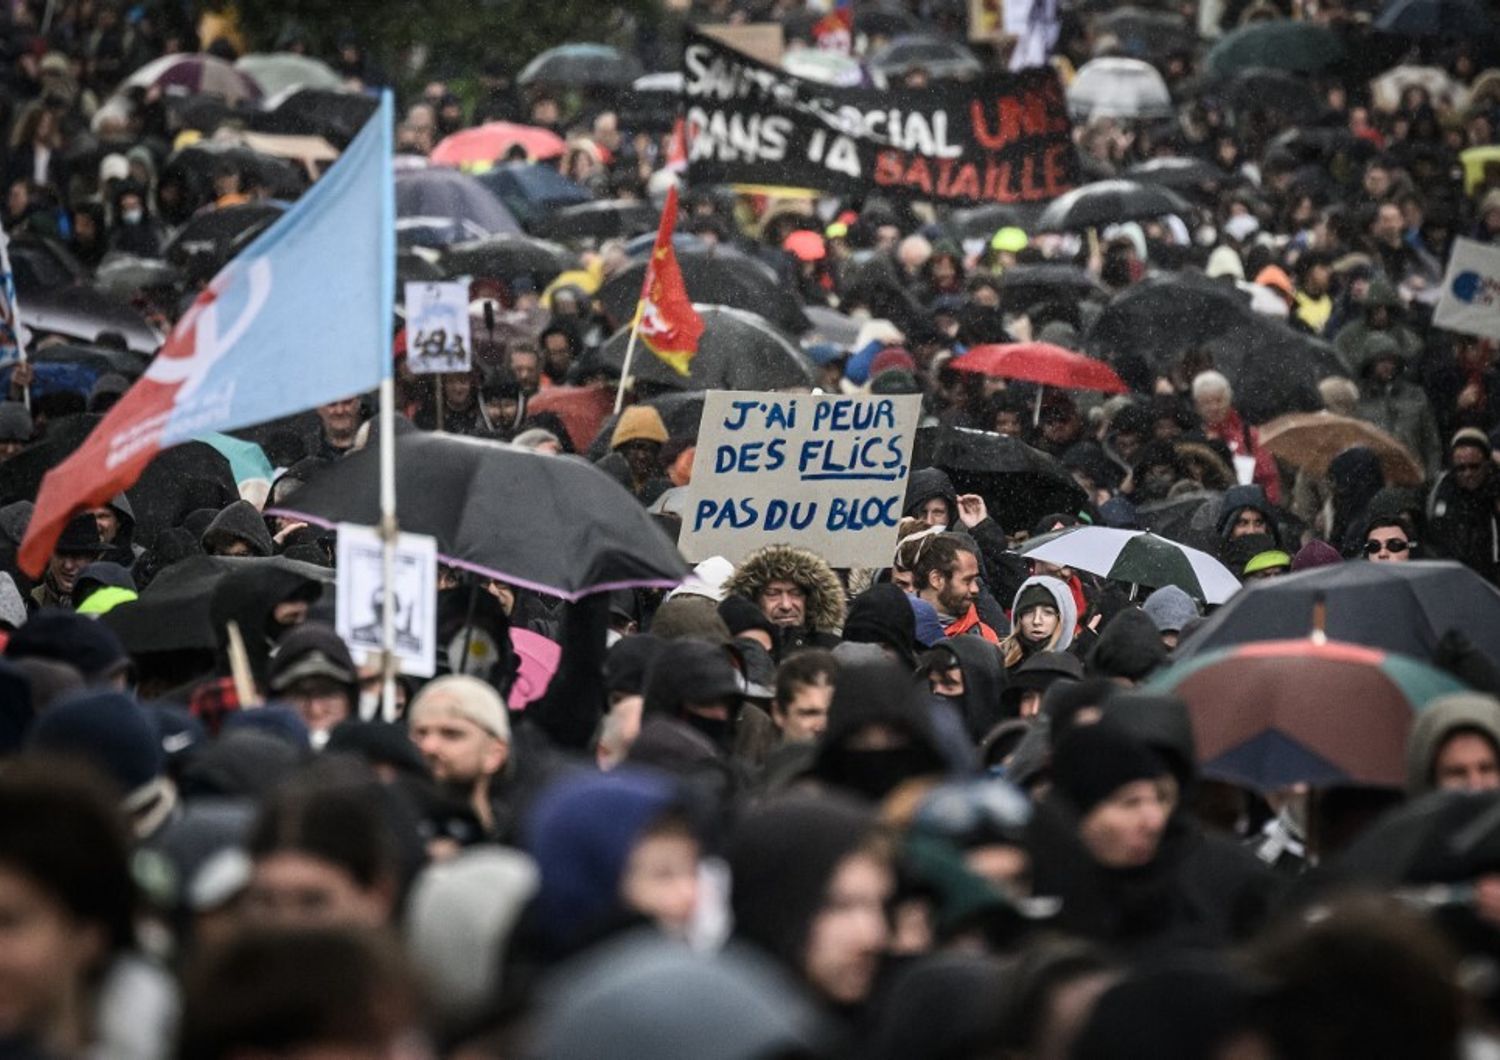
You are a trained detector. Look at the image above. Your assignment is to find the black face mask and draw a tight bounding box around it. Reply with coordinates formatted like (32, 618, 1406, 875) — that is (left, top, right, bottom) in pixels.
(930, 692, 968, 719)
(683, 709, 736, 752)
(820, 745, 938, 802)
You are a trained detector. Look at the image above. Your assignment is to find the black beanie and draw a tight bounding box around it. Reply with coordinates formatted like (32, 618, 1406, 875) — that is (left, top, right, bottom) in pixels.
(1051, 721, 1166, 816)
(718, 594, 777, 642)
(1014, 583, 1059, 617)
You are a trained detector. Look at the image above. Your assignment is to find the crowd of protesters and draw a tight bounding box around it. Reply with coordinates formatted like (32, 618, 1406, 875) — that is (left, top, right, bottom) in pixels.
(0, 0, 1498, 1058)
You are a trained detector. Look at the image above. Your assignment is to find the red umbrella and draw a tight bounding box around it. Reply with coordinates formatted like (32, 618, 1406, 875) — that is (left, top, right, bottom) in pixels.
(953, 342, 1129, 393)
(431, 122, 566, 167)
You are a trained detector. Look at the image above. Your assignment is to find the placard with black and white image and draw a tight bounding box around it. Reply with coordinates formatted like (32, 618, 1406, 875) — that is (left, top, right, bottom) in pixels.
(404, 280, 472, 375)
(335, 522, 438, 677)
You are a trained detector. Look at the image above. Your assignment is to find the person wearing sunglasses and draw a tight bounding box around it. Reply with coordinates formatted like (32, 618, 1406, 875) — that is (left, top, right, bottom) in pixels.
(1363, 516, 1418, 562)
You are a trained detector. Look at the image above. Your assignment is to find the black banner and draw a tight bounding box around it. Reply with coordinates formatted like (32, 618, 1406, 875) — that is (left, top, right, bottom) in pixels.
(681, 31, 1079, 206)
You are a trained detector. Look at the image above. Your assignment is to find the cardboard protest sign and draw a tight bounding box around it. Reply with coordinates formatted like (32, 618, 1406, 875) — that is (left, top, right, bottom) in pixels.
(682, 29, 1077, 206)
(1435, 237, 1500, 341)
(336, 523, 438, 678)
(404, 281, 472, 374)
(682, 391, 921, 568)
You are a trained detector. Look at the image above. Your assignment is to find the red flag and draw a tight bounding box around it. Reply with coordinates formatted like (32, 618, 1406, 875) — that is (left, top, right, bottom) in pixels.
(813, 0, 854, 53)
(635, 184, 703, 377)
(666, 116, 689, 173)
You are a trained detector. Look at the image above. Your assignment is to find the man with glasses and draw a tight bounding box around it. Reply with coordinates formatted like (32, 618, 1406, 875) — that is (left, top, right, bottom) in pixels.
(1428, 428, 1500, 583)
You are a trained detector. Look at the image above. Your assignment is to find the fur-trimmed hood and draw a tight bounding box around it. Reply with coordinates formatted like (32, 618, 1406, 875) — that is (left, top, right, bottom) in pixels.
(723, 544, 846, 634)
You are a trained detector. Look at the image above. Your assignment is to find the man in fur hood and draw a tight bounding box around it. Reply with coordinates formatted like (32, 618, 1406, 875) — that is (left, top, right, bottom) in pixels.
(723, 544, 845, 657)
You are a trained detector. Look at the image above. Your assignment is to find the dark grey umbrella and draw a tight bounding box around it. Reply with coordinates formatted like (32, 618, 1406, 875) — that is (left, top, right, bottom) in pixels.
(518, 43, 643, 88)
(599, 305, 812, 393)
(599, 249, 809, 334)
(440, 235, 578, 287)
(1036, 180, 1193, 232)
(918, 425, 1088, 533)
(395, 168, 520, 239)
(1173, 560, 1500, 665)
(270, 432, 688, 599)
(530, 200, 659, 243)
(19, 286, 163, 355)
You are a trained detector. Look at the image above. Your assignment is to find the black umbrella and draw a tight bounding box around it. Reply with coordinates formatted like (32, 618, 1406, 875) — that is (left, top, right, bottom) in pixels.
(253, 87, 379, 148)
(102, 554, 331, 655)
(946, 203, 1024, 241)
(919, 425, 1088, 534)
(161, 142, 306, 204)
(802, 305, 863, 350)
(856, 7, 921, 38)
(163, 202, 286, 278)
(19, 286, 163, 355)
(475, 162, 592, 230)
(1215, 67, 1323, 119)
(8, 232, 85, 293)
(1036, 180, 1193, 231)
(586, 391, 707, 462)
(1135, 489, 1223, 550)
(1125, 157, 1243, 198)
(867, 35, 982, 81)
(599, 249, 810, 334)
(996, 264, 1108, 313)
(396, 249, 444, 288)
(440, 235, 578, 287)
(126, 441, 241, 548)
(93, 256, 184, 299)
(0, 415, 100, 506)
(599, 305, 812, 393)
(1374, 0, 1493, 39)
(530, 200, 659, 243)
(1086, 272, 1344, 422)
(269, 432, 687, 599)
(32, 342, 149, 379)
(395, 168, 520, 241)
(1089, 7, 1198, 59)
(1269, 125, 1363, 164)
(517, 43, 643, 88)
(1333, 791, 1500, 886)
(1173, 560, 1500, 665)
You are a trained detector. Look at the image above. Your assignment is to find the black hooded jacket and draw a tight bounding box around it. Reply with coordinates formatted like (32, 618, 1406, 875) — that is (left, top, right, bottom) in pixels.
(842, 584, 918, 668)
(931, 636, 1008, 742)
(814, 659, 950, 802)
(1215, 484, 1282, 549)
(903, 468, 958, 525)
(200, 500, 274, 557)
(728, 792, 880, 977)
(1087, 609, 1168, 683)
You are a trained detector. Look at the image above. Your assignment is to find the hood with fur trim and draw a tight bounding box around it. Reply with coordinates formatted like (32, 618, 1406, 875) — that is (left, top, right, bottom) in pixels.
(723, 544, 846, 635)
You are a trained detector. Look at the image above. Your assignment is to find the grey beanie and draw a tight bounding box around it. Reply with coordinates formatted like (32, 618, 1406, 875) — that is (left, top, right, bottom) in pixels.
(0, 401, 32, 443)
(1142, 584, 1199, 634)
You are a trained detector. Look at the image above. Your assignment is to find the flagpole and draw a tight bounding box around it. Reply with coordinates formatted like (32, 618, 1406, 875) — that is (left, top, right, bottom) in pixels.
(613, 303, 644, 415)
(377, 90, 399, 723)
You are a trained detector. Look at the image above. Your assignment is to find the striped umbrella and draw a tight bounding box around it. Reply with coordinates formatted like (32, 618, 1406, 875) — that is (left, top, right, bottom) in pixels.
(1146, 639, 1466, 792)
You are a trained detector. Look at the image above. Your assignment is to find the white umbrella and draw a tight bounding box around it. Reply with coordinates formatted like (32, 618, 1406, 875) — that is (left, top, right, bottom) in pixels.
(1067, 58, 1174, 121)
(235, 53, 343, 96)
(1019, 526, 1242, 604)
(1370, 64, 1465, 113)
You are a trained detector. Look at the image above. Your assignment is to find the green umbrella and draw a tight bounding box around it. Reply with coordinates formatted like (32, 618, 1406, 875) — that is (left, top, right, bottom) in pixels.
(1206, 22, 1345, 78)
(201, 433, 274, 486)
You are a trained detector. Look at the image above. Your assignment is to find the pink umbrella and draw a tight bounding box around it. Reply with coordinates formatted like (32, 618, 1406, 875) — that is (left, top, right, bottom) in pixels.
(508, 628, 561, 710)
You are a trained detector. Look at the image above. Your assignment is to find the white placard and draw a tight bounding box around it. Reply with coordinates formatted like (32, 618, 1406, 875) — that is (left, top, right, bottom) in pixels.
(681, 391, 921, 568)
(1434, 237, 1500, 341)
(404, 281, 472, 375)
(335, 522, 438, 677)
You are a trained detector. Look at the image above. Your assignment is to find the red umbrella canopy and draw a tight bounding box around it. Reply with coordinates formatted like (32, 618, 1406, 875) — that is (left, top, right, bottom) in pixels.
(953, 342, 1129, 394)
(431, 122, 566, 167)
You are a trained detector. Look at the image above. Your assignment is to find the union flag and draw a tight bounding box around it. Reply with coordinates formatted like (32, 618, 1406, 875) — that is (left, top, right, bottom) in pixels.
(635, 184, 702, 377)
